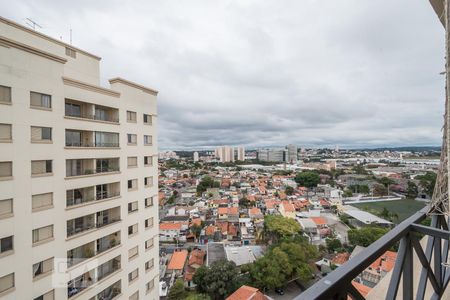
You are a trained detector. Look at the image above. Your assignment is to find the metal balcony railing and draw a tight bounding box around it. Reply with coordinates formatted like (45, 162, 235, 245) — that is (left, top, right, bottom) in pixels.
(295, 205, 450, 300)
(65, 111, 119, 123)
(66, 141, 119, 148)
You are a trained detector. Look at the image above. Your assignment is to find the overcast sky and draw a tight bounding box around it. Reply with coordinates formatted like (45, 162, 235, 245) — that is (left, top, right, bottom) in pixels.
(2, 0, 446, 149)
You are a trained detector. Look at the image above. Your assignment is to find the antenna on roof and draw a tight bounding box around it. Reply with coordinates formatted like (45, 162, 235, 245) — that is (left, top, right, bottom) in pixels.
(25, 18, 42, 31)
(70, 28, 72, 44)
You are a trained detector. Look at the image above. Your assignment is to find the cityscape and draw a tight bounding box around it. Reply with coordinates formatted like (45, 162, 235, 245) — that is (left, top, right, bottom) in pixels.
(0, 1, 450, 300)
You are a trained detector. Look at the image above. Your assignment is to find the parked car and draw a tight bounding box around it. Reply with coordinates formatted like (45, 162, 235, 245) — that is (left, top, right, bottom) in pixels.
(275, 288, 284, 295)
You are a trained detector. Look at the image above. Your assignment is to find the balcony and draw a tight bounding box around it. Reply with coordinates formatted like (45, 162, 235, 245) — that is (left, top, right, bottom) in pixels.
(66, 158, 120, 178)
(296, 205, 450, 299)
(66, 182, 120, 207)
(67, 207, 121, 237)
(88, 280, 121, 300)
(65, 129, 119, 148)
(65, 99, 119, 123)
(67, 231, 120, 268)
(67, 256, 121, 298)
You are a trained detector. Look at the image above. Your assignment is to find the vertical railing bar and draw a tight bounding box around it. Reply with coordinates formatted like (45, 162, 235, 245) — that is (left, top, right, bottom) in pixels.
(386, 237, 408, 300)
(403, 235, 413, 300)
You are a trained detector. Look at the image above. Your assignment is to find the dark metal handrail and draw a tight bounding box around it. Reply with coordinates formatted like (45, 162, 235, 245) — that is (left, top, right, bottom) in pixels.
(295, 205, 450, 300)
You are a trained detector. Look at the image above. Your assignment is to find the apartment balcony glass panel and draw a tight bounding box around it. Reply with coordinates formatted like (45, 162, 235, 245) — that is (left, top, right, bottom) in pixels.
(67, 214, 95, 237)
(67, 241, 95, 268)
(96, 232, 120, 254)
(97, 256, 121, 281)
(66, 158, 119, 177)
(67, 270, 95, 298)
(96, 207, 120, 228)
(65, 100, 119, 123)
(89, 280, 121, 300)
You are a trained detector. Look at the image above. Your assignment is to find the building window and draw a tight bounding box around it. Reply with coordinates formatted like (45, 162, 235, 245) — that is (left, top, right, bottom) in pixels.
(32, 193, 53, 211)
(95, 131, 119, 147)
(65, 47, 76, 58)
(128, 201, 138, 213)
(32, 257, 54, 278)
(128, 179, 138, 190)
(33, 289, 54, 300)
(128, 269, 139, 283)
(31, 126, 52, 142)
(65, 102, 81, 118)
(146, 279, 155, 292)
(31, 160, 52, 176)
(144, 176, 153, 187)
(143, 114, 152, 125)
(145, 238, 154, 250)
(127, 157, 137, 168)
(0, 273, 14, 294)
(127, 134, 137, 145)
(129, 291, 139, 300)
(32, 225, 54, 244)
(30, 92, 51, 109)
(128, 224, 138, 236)
(0, 236, 13, 254)
(144, 156, 153, 166)
(145, 197, 154, 208)
(145, 217, 154, 229)
(127, 111, 137, 123)
(144, 135, 152, 145)
(0, 124, 12, 142)
(128, 246, 138, 260)
(0, 85, 11, 104)
(0, 199, 13, 217)
(0, 162, 12, 179)
(145, 258, 154, 271)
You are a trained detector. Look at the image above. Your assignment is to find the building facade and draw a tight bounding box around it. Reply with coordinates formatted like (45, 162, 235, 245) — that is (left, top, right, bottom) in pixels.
(0, 17, 159, 300)
(286, 144, 298, 163)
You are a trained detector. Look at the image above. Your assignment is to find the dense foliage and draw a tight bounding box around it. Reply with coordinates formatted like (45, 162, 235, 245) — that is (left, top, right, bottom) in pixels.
(294, 171, 320, 188)
(197, 176, 220, 195)
(193, 260, 239, 300)
(168, 278, 187, 300)
(263, 215, 301, 243)
(348, 226, 389, 247)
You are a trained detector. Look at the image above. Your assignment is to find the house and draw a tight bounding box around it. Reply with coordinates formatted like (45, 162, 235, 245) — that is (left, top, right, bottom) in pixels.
(226, 285, 269, 300)
(279, 201, 296, 218)
(159, 223, 186, 242)
(184, 249, 205, 288)
(167, 250, 188, 275)
(225, 246, 257, 266)
(217, 207, 229, 220)
(248, 207, 263, 220)
(361, 250, 397, 287)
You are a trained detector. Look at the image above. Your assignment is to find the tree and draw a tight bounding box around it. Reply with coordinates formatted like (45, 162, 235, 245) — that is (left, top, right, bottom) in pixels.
(416, 172, 437, 197)
(191, 224, 202, 242)
(186, 294, 211, 300)
(406, 181, 418, 199)
(285, 186, 294, 196)
(343, 189, 353, 198)
(378, 207, 399, 222)
(294, 171, 320, 189)
(325, 238, 342, 253)
(168, 278, 187, 300)
(372, 184, 387, 196)
(352, 165, 368, 175)
(263, 215, 301, 243)
(348, 226, 389, 247)
(197, 176, 220, 195)
(239, 196, 250, 208)
(193, 260, 239, 300)
(377, 177, 395, 188)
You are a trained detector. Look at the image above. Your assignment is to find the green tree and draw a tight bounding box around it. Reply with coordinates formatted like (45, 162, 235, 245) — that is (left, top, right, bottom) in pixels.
(263, 215, 301, 243)
(406, 181, 419, 199)
(343, 189, 353, 198)
(168, 278, 187, 300)
(191, 224, 203, 242)
(416, 172, 437, 197)
(239, 197, 250, 208)
(352, 165, 368, 175)
(325, 238, 342, 253)
(186, 294, 211, 300)
(193, 260, 239, 300)
(372, 184, 387, 196)
(377, 177, 395, 188)
(196, 176, 220, 195)
(348, 226, 389, 247)
(294, 171, 320, 188)
(285, 186, 294, 196)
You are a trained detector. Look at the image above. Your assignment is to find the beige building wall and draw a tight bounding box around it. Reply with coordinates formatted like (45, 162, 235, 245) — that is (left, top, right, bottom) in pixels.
(0, 17, 158, 300)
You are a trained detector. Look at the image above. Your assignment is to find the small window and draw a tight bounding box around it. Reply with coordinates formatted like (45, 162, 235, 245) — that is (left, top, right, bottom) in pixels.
(144, 156, 153, 166)
(0, 199, 13, 217)
(0, 161, 12, 178)
(144, 176, 153, 187)
(144, 135, 152, 145)
(32, 225, 54, 244)
(30, 92, 52, 109)
(65, 47, 76, 58)
(127, 134, 137, 145)
(128, 246, 138, 260)
(0, 85, 11, 104)
(128, 201, 138, 213)
(127, 157, 138, 168)
(143, 114, 152, 125)
(0, 273, 14, 294)
(128, 179, 138, 190)
(127, 111, 137, 123)
(129, 291, 139, 300)
(145, 258, 154, 271)
(0, 236, 13, 254)
(128, 269, 139, 283)
(145, 238, 154, 249)
(145, 197, 154, 208)
(31, 126, 52, 142)
(32, 193, 53, 211)
(128, 224, 138, 236)
(145, 217, 153, 229)
(31, 160, 52, 176)
(33, 289, 54, 300)
(0, 124, 12, 141)
(146, 279, 155, 292)
(32, 257, 54, 278)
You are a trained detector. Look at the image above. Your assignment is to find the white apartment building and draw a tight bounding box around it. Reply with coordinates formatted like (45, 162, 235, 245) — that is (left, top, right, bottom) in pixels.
(286, 144, 298, 163)
(236, 146, 245, 161)
(0, 17, 158, 300)
(215, 146, 234, 163)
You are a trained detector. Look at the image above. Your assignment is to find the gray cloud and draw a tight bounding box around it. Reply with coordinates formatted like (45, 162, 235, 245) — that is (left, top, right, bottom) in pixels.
(1, 0, 445, 149)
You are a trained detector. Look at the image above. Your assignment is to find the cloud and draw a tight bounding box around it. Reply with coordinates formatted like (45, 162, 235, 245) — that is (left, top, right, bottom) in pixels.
(1, 0, 445, 149)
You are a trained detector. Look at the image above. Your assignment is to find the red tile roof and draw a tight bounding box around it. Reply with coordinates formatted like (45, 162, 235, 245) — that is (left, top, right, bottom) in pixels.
(351, 281, 372, 297)
(188, 249, 205, 267)
(159, 222, 182, 231)
(311, 217, 327, 226)
(167, 250, 188, 270)
(226, 285, 268, 300)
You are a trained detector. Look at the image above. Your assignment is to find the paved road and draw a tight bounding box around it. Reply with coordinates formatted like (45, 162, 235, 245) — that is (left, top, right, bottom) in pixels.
(266, 282, 303, 300)
(323, 213, 350, 244)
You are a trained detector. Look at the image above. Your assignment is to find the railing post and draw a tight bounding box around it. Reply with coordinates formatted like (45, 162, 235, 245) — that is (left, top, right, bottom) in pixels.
(403, 235, 413, 300)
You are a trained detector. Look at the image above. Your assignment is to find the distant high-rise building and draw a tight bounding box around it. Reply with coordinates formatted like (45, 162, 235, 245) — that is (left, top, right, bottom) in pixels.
(257, 149, 286, 162)
(237, 146, 245, 161)
(193, 151, 199, 162)
(286, 144, 298, 163)
(215, 146, 235, 162)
